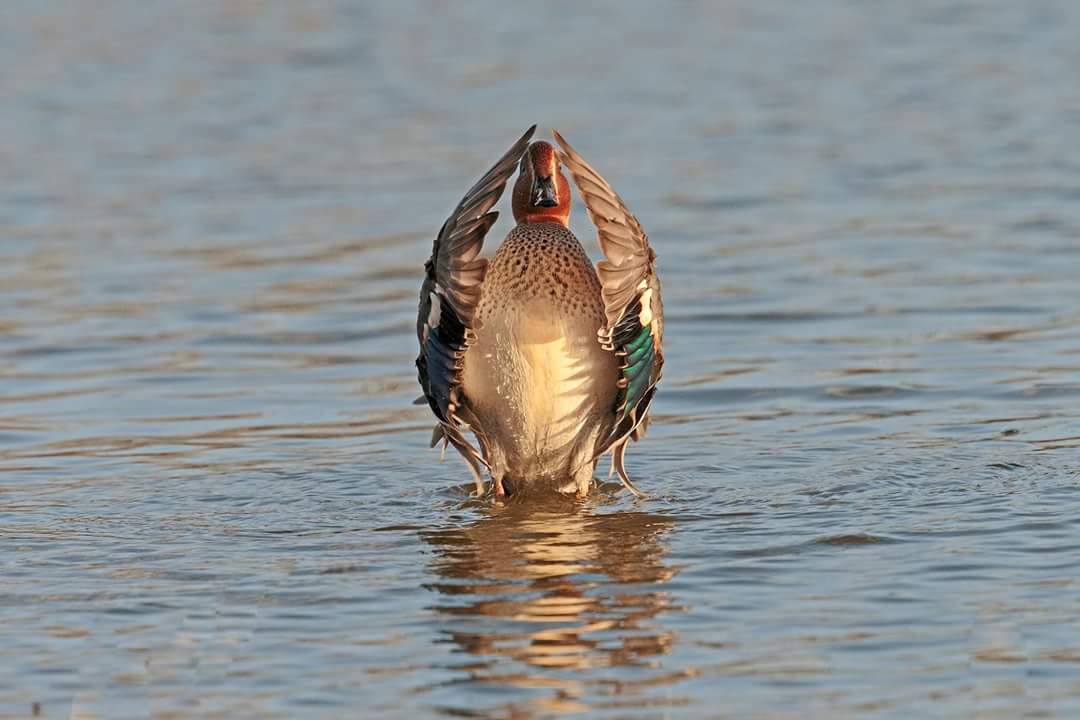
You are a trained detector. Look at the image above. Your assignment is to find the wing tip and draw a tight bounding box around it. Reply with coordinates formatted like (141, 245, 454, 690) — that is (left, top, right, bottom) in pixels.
(520, 124, 538, 145)
(551, 128, 575, 159)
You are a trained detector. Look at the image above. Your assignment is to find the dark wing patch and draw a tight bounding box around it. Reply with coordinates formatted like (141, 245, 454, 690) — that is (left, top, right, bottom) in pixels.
(602, 293, 662, 453)
(416, 126, 536, 486)
(554, 130, 663, 496)
(618, 314, 656, 422)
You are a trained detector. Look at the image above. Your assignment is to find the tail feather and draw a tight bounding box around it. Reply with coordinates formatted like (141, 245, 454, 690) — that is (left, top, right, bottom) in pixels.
(612, 440, 645, 498)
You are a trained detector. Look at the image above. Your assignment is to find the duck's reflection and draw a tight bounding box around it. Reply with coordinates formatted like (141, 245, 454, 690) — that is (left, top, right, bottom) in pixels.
(421, 500, 679, 705)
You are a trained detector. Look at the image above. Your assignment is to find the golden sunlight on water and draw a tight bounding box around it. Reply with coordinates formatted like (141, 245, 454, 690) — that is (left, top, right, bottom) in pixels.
(422, 506, 682, 712)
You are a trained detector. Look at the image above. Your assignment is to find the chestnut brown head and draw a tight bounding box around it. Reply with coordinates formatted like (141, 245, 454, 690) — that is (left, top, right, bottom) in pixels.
(511, 140, 572, 226)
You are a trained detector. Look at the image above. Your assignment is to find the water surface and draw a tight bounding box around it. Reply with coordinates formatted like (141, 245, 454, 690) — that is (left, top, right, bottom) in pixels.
(2, 1, 1080, 718)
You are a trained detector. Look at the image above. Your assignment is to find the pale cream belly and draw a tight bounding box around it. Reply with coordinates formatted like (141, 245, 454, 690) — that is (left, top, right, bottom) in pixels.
(461, 305, 617, 481)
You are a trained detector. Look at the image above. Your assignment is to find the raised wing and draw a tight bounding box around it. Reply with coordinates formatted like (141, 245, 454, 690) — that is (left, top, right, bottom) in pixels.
(417, 125, 536, 492)
(553, 130, 663, 497)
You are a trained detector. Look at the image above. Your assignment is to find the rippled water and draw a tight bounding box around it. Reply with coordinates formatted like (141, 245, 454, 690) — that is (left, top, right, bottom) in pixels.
(3, 1, 1080, 718)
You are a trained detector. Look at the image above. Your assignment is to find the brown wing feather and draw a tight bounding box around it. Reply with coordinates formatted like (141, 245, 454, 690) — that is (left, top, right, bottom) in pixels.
(553, 129, 664, 496)
(417, 125, 536, 491)
(430, 125, 537, 329)
(552, 130, 662, 335)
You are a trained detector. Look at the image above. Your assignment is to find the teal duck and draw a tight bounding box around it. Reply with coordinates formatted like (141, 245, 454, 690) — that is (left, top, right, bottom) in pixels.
(416, 126, 663, 498)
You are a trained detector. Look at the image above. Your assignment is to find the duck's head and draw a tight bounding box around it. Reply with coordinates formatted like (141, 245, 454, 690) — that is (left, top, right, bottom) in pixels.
(512, 140, 571, 226)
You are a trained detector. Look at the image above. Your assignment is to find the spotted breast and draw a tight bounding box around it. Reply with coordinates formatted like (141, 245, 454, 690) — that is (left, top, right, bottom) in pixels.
(461, 221, 618, 495)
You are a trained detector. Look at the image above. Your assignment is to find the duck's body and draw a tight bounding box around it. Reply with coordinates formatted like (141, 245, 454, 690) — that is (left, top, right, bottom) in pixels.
(462, 222, 617, 493)
(416, 126, 663, 499)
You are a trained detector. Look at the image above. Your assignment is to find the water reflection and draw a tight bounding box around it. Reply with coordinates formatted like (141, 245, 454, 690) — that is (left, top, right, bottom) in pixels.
(421, 502, 681, 712)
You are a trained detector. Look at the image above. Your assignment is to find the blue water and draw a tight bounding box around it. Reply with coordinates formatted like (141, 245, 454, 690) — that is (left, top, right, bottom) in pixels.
(2, 1, 1079, 718)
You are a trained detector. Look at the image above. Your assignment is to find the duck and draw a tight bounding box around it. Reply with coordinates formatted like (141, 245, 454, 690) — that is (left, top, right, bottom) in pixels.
(416, 125, 663, 499)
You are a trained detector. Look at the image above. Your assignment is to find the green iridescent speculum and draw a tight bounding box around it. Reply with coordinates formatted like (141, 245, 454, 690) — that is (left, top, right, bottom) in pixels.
(620, 326, 654, 419)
